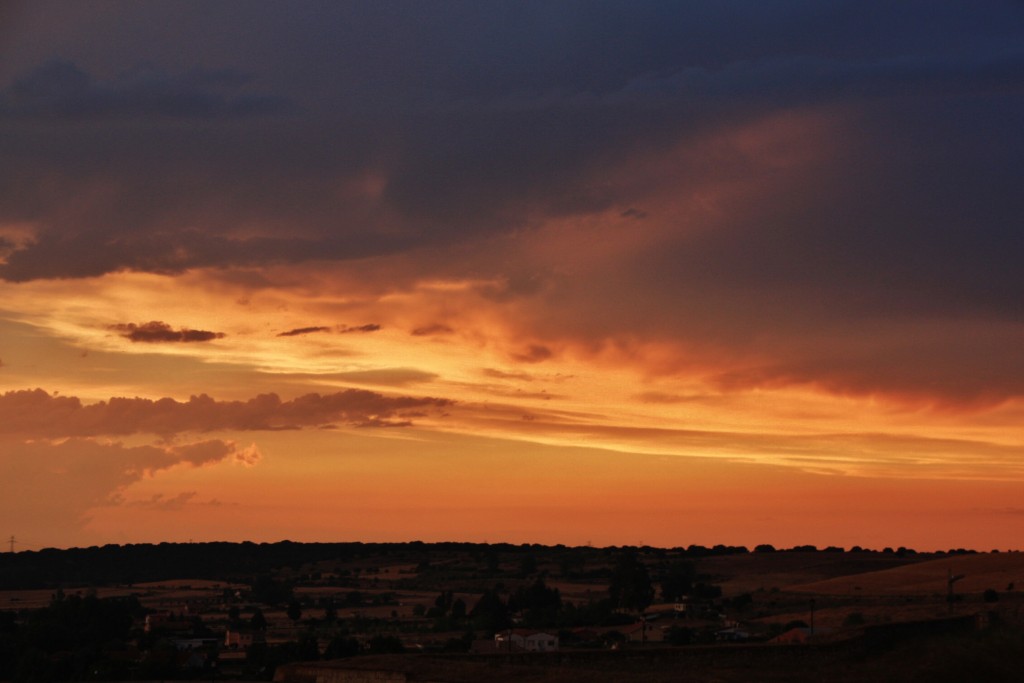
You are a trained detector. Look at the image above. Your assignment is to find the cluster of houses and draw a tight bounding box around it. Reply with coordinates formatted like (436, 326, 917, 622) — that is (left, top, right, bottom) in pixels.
(134, 591, 842, 672)
(485, 609, 770, 653)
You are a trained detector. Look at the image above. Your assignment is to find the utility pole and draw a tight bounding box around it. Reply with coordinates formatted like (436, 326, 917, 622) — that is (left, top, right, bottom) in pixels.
(948, 567, 965, 614)
(7, 535, 13, 553)
(810, 598, 816, 640)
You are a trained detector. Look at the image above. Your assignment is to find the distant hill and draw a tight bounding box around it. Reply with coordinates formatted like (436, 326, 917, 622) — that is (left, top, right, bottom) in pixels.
(696, 550, 933, 594)
(788, 552, 1024, 596)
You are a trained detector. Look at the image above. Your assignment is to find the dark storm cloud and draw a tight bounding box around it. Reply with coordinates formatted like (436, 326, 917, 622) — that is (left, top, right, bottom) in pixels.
(0, 1, 1022, 414)
(111, 321, 225, 343)
(0, 60, 294, 122)
(642, 90, 1024, 321)
(0, 228, 391, 282)
(1, 1, 1021, 286)
(710, 328, 1024, 408)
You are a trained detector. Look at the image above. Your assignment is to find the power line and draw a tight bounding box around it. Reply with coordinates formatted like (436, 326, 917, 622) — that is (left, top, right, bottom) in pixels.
(6, 535, 42, 552)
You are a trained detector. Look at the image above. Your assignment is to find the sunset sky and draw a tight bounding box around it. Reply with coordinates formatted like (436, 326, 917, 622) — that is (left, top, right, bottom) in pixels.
(2, 1, 1023, 552)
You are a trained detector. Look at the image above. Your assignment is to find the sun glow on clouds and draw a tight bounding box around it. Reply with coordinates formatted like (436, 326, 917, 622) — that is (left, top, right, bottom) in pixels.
(2, 260, 1021, 488)
(2, 208, 1022, 551)
(3, 2, 1024, 550)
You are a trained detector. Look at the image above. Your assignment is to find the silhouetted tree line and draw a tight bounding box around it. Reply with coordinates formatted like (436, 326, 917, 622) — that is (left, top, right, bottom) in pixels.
(0, 540, 950, 590)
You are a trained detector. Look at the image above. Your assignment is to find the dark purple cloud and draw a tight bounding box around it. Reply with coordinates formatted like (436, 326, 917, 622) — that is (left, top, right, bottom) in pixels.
(338, 323, 380, 334)
(512, 345, 554, 364)
(1, 1, 1020, 288)
(111, 321, 224, 343)
(0, 388, 452, 437)
(0, 60, 295, 122)
(276, 323, 380, 337)
(0, 1, 1022, 404)
(278, 326, 330, 337)
(411, 323, 454, 336)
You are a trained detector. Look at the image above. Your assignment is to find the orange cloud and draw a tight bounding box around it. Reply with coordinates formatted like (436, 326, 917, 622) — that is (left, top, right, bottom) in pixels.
(512, 344, 554, 364)
(0, 435, 257, 545)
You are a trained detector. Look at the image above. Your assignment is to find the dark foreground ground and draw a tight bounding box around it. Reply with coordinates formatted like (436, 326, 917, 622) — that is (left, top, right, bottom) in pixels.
(277, 622, 1024, 683)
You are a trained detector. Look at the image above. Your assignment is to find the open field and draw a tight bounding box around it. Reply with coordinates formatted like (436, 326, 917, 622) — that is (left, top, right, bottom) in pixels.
(788, 552, 1024, 596)
(695, 551, 932, 595)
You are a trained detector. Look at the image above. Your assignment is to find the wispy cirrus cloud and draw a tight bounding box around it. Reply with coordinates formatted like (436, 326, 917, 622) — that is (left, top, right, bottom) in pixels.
(483, 368, 534, 382)
(277, 323, 379, 337)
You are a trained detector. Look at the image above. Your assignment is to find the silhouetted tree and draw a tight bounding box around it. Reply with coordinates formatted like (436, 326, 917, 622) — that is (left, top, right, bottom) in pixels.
(433, 590, 454, 615)
(250, 607, 267, 631)
(509, 578, 561, 627)
(470, 588, 510, 633)
(660, 560, 696, 602)
(609, 550, 654, 613)
(450, 598, 467, 621)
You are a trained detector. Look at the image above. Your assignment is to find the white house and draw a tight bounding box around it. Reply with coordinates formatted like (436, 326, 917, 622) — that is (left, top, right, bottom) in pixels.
(494, 629, 559, 652)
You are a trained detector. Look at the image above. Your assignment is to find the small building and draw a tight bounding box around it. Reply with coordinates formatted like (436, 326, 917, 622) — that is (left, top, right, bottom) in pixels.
(225, 628, 265, 650)
(715, 626, 752, 642)
(172, 637, 219, 651)
(494, 629, 559, 652)
(621, 620, 663, 643)
(144, 611, 194, 633)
